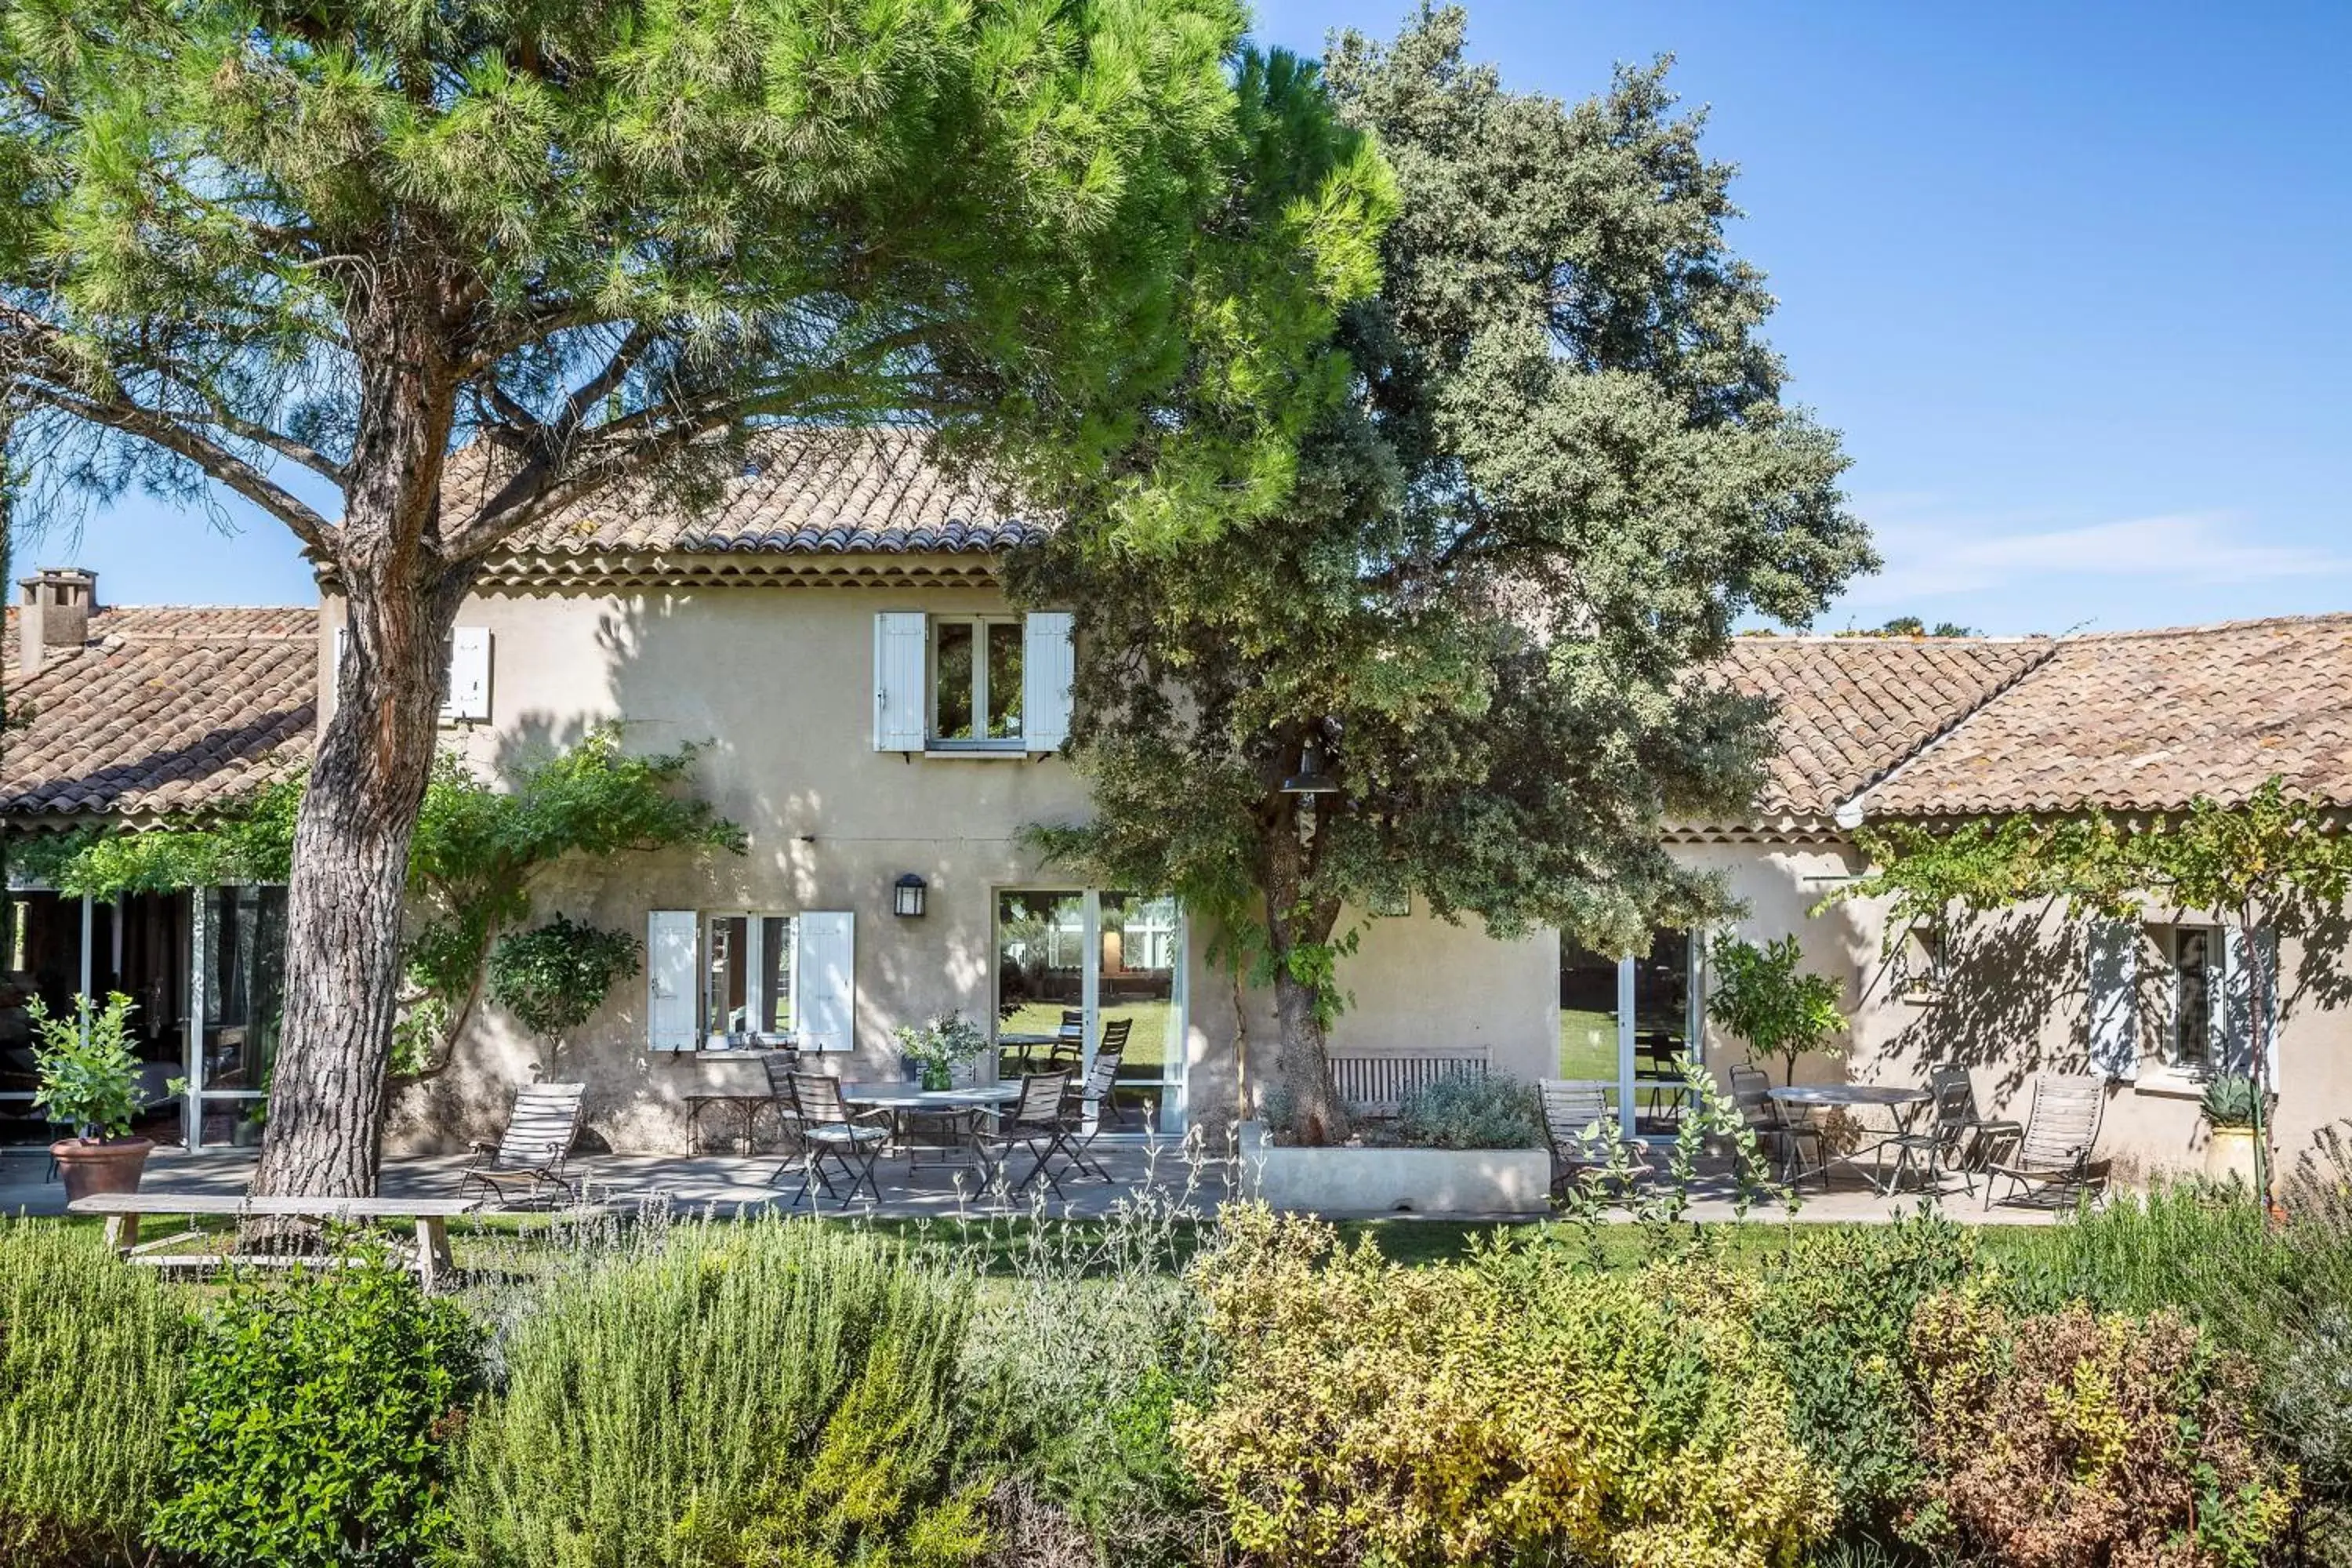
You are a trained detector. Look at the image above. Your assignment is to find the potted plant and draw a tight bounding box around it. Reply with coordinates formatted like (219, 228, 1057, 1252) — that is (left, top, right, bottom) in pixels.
(2201, 1072, 2263, 1189)
(894, 1012, 989, 1091)
(30, 992, 156, 1201)
(1707, 934, 1849, 1085)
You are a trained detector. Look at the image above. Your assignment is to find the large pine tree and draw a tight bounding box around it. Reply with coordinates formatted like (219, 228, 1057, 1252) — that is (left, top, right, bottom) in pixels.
(0, 0, 1383, 1193)
(1014, 9, 1877, 1139)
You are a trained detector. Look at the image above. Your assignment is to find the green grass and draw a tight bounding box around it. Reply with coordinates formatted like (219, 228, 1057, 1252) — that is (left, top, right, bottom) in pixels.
(998, 1000, 1177, 1073)
(1558, 1007, 1617, 1080)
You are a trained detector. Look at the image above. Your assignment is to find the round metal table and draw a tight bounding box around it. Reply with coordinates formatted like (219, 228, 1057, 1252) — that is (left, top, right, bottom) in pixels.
(841, 1082, 1023, 1176)
(1767, 1083, 1933, 1194)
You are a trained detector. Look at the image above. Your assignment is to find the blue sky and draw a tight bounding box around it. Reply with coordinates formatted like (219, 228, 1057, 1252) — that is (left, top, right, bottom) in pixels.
(30, 2, 2352, 637)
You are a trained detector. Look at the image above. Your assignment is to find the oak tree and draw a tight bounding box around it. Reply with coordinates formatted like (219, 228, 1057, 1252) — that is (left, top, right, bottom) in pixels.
(1018, 9, 1874, 1138)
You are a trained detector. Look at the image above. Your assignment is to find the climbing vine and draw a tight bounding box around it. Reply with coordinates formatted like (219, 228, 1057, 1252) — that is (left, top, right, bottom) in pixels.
(13, 725, 744, 1079)
(1825, 776, 2352, 1200)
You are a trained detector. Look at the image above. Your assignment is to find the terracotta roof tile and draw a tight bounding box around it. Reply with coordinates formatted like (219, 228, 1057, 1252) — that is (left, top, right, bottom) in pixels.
(1712, 636, 2055, 816)
(476, 427, 1042, 559)
(1863, 614, 2352, 816)
(2, 606, 318, 822)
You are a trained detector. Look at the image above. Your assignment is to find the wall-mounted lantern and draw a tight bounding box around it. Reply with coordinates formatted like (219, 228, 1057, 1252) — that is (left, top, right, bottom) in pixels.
(893, 873, 928, 918)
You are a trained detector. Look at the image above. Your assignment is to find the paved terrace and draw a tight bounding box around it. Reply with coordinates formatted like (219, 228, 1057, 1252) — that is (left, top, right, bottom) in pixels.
(1, 1141, 2069, 1226)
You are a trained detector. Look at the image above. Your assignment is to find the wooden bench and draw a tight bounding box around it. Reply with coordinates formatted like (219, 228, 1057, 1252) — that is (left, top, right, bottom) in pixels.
(67, 1192, 482, 1293)
(1329, 1049, 1490, 1118)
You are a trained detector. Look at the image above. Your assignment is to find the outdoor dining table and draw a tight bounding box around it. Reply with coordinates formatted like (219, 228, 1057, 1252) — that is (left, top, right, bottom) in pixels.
(1766, 1083, 1935, 1195)
(840, 1081, 1023, 1177)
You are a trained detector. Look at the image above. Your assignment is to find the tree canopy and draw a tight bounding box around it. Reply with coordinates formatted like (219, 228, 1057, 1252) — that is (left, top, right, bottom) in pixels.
(1015, 9, 1875, 1135)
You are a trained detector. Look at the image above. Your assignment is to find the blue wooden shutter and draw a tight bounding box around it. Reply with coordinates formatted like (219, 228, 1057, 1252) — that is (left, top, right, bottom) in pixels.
(1022, 612, 1074, 753)
(873, 613, 927, 751)
(2086, 920, 2139, 1081)
(647, 910, 699, 1051)
(796, 912, 856, 1052)
(2220, 925, 2278, 1080)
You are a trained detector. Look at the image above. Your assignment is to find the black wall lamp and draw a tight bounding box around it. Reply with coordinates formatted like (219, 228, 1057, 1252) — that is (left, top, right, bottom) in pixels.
(893, 873, 928, 918)
(1281, 743, 1342, 798)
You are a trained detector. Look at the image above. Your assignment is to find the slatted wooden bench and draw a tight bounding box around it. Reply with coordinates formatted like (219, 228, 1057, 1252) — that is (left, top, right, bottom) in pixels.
(67, 1192, 483, 1293)
(1329, 1049, 1491, 1118)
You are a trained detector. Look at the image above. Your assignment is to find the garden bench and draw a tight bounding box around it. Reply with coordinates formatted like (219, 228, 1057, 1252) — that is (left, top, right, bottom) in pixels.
(1328, 1048, 1490, 1118)
(67, 1192, 482, 1293)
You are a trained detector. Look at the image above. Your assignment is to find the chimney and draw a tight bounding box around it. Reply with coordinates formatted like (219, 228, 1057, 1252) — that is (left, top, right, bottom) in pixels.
(17, 568, 97, 677)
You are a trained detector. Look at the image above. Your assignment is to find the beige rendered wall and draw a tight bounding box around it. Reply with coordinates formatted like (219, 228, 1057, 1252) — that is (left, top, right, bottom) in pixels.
(1676, 840, 2352, 1182)
(343, 580, 1552, 1153)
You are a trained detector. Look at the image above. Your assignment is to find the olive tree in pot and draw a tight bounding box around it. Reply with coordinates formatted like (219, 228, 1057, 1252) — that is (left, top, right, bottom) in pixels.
(2200, 1072, 2264, 1190)
(30, 991, 156, 1200)
(1707, 935, 1849, 1087)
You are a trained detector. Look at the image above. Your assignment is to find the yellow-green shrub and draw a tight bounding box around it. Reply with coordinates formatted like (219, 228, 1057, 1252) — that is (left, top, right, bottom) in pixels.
(1174, 1207, 1836, 1568)
(1907, 1293, 2296, 1568)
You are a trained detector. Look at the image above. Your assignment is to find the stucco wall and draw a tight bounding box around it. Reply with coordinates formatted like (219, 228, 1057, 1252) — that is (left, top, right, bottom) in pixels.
(339, 580, 2352, 1178)
(350, 579, 1551, 1153)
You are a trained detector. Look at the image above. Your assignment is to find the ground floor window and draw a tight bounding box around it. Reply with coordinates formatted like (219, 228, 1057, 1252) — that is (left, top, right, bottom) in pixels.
(1559, 927, 1702, 1139)
(2158, 924, 2218, 1071)
(703, 913, 796, 1046)
(994, 888, 1185, 1133)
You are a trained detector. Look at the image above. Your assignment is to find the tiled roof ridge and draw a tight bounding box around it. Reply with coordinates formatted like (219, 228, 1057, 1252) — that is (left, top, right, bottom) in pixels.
(1828, 639, 2066, 826)
(2057, 610, 2352, 643)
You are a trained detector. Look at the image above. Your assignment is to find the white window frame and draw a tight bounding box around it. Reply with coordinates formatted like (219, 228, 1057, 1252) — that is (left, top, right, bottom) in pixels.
(927, 614, 1025, 751)
(702, 911, 798, 1049)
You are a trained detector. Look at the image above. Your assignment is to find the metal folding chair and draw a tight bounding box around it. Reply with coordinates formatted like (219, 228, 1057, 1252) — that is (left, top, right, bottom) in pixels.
(976, 1070, 1074, 1200)
(769, 1072, 889, 1209)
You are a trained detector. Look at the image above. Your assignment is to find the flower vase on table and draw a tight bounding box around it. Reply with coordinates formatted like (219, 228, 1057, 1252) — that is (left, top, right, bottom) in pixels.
(894, 1011, 988, 1097)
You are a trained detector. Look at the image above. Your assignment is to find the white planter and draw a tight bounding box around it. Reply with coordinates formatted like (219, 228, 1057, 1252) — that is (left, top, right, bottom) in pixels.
(1236, 1121, 1551, 1218)
(2203, 1126, 2261, 1190)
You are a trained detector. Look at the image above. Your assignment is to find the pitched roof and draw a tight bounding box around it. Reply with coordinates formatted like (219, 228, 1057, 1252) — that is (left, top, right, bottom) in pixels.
(1860, 614, 2352, 817)
(2, 606, 318, 823)
(1712, 635, 2055, 818)
(477, 427, 1042, 560)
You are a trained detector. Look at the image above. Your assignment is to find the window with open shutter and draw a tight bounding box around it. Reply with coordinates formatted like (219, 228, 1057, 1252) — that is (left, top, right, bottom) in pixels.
(2220, 925, 2278, 1080)
(1022, 612, 1074, 752)
(647, 910, 699, 1051)
(2086, 919, 2139, 1080)
(873, 612, 927, 751)
(795, 912, 855, 1051)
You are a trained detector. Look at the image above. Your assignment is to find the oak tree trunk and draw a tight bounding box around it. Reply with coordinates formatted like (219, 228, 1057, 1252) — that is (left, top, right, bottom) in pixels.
(1252, 797, 1351, 1144)
(249, 276, 470, 1200)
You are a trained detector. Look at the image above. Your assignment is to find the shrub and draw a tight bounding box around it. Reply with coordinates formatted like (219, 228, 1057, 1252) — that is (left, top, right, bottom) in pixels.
(1906, 1293, 2296, 1568)
(149, 1245, 482, 1568)
(453, 1215, 986, 1568)
(1174, 1206, 1836, 1568)
(0, 1221, 187, 1567)
(27, 991, 148, 1138)
(1392, 1072, 1541, 1149)
(1754, 1211, 1979, 1534)
(485, 914, 642, 1054)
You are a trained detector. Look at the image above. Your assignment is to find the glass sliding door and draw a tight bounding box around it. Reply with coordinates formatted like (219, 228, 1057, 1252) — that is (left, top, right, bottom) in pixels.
(994, 888, 1186, 1133)
(194, 884, 288, 1148)
(1559, 928, 1703, 1141)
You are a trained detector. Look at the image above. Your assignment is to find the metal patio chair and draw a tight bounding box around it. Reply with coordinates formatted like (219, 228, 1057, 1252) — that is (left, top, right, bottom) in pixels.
(1729, 1063, 1818, 1187)
(456, 1082, 586, 1208)
(771, 1072, 889, 1209)
(975, 1069, 1075, 1201)
(1540, 1078, 1650, 1197)
(1883, 1065, 2020, 1196)
(1062, 1044, 1130, 1181)
(1983, 1072, 2107, 1210)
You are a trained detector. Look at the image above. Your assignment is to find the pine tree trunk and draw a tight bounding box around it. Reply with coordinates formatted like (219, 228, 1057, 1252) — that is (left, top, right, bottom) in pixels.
(1269, 965, 1348, 1144)
(249, 297, 467, 1200)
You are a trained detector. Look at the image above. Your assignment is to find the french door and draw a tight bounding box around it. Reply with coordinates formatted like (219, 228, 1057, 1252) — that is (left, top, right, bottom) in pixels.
(993, 888, 1186, 1133)
(1559, 929, 1703, 1140)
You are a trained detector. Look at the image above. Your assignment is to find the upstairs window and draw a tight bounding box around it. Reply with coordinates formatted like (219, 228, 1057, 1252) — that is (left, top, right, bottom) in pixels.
(873, 611, 1072, 754)
(931, 616, 1025, 746)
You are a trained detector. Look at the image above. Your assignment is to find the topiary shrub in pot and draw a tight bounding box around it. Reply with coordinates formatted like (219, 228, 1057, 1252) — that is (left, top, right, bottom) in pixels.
(28, 992, 155, 1202)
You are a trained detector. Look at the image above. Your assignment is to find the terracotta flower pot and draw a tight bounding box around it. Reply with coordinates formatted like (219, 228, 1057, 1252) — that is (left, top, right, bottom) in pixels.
(49, 1137, 154, 1203)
